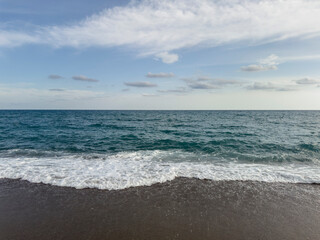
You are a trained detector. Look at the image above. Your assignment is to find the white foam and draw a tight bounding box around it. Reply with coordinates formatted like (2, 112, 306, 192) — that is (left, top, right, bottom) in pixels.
(0, 150, 319, 190)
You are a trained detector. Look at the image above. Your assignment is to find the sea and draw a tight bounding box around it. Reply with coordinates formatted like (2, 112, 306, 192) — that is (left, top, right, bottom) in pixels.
(0, 110, 319, 190)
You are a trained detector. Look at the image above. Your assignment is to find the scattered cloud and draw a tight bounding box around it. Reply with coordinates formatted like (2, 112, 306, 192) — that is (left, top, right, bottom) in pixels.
(281, 54, 320, 62)
(124, 81, 157, 88)
(49, 88, 65, 91)
(155, 52, 179, 64)
(142, 94, 159, 97)
(197, 77, 239, 86)
(242, 54, 320, 72)
(247, 82, 276, 90)
(187, 82, 218, 90)
(247, 82, 294, 91)
(241, 65, 277, 72)
(122, 88, 130, 92)
(241, 54, 280, 72)
(48, 74, 63, 79)
(72, 75, 99, 82)
(1, 1, 320, 63)
(294, 78, 320, 85)
(0, 30, 38, 47)
(183, 76, 240, 89)
(158, 87, 188, 93)
(259, 54, 280, 66)
(0, 86, 107, 109)
(146, 72, 175, 78)
(180, 77, 193, 82)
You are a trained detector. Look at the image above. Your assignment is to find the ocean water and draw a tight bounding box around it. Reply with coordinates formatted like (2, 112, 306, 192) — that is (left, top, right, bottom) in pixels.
(0, 110, 319, 190)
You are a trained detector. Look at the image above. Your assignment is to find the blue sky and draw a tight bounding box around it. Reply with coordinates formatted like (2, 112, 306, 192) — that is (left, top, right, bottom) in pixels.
(1, 0, 320, 109)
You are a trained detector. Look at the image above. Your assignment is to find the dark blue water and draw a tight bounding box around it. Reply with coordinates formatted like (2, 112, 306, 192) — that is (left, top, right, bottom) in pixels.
(0, 110, 319, 189)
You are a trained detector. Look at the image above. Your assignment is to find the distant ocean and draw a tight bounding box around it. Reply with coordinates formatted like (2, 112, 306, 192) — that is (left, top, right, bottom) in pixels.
(0, 110, 319, 190)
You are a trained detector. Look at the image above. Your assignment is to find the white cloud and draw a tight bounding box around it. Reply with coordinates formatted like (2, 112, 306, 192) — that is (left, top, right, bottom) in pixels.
(184, 76, 240, 89)
(197, 77, 239, 85)
(49, 88, 65, 91)
(142, 93, 159, 97)
(247, 82, 294, 91)
(155, 52, 179, 64)
(158, 87, 188, 93)
(48, 74, 64, 79)
(282, 54, 320, 62)
(241, 65, 275, 72)
(294, 78, 320, 85)
(0, 87, 107, 109)
(241, 54, 280, 72)
(72, 75, 99, 82)
(0, 31, 39, 47)
(188, 82, 218, 89)
(125, 81, 157, 87)
(260, 54, 279, 66)
(146, 72, 175, 78)
(241, 54, 320, 72)
(247, 82, 276, 90)
(1, 0, 320, 63)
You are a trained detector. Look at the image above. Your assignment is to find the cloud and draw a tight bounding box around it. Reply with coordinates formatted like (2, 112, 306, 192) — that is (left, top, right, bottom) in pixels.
(49, 88, 65, 91)
(294, 78, 320, 85)
(124, 81, 157, 87)
(197, 77, 239, 85)
(184, 76, 239, 89)
(0, 86, 107, 109)
(155, 52, 179, 64)
(2, 0, 320, 63)
(72, 75, 99, 82)
(247, 82, 294, 91)
(247, 77, 320, 91)
(142, 94, 159, 97)
(241, 54, 280, 72)
(158, 87, 188, 93)
(48, 74, 63, 79)
(242, 54, 320, 72)
(259, 54, 280, 66)
(282, 54, 320, 62)
(247, 82, 276, 90)
(188, 82, 218, 89)
(0, 30, 39, 47)
(241, 64, 278, 72)
(146, 72, 175, 78)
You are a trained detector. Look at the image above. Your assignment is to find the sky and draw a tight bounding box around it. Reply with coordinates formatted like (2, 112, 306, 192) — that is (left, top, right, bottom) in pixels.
(1, 0, 320, 110)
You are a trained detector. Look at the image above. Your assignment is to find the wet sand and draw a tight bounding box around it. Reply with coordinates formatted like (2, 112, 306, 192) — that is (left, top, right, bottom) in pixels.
(0, 177, 320, 240)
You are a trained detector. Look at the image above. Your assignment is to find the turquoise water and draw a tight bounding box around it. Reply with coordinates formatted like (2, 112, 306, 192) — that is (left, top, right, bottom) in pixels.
(0, 110, 319, 189)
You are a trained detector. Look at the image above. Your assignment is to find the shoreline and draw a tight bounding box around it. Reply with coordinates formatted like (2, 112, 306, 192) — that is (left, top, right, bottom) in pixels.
(2, 176, 320, 191)
(1, 177, 320, 240)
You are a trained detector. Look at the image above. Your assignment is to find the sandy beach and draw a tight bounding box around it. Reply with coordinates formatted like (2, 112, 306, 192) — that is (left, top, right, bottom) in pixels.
(1, 177, 319, 240)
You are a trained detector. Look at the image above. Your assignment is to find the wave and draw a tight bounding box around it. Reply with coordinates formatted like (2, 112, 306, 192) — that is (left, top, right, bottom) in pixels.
(0, 150, 319, 190)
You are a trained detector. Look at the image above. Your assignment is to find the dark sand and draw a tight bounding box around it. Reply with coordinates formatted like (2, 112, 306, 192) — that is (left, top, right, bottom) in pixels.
(0, 178, 320, 240)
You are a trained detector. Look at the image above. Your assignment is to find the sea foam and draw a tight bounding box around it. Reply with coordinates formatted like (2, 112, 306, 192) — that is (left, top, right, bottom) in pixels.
(1, 150, 319, 190)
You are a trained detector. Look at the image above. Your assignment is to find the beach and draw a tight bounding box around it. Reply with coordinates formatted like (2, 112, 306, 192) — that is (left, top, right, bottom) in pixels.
(1, 177, 319, 240)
